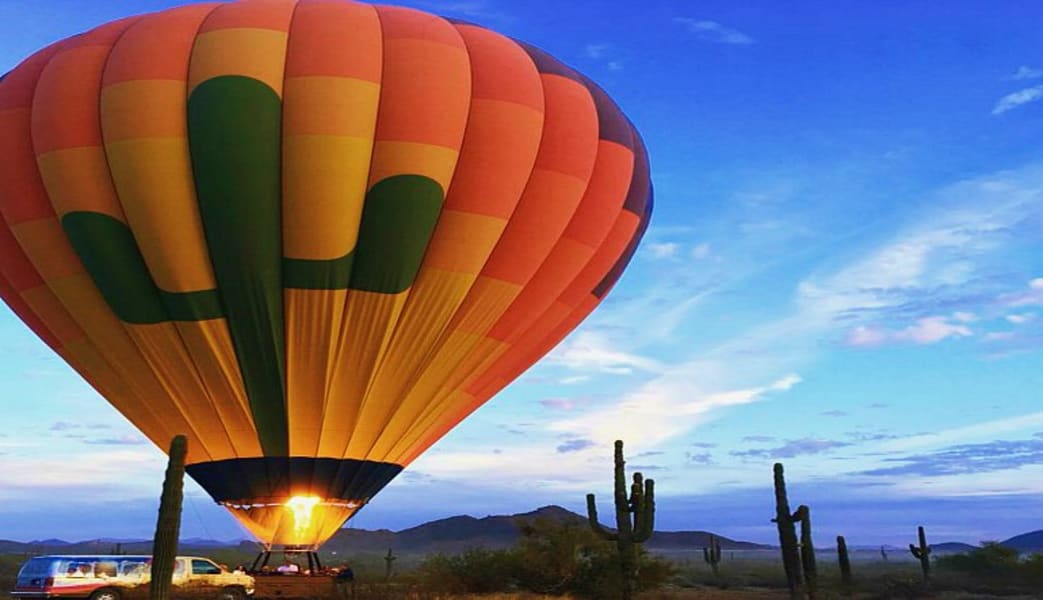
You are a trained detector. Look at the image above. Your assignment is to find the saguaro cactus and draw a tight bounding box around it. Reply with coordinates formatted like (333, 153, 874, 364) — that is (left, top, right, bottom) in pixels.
(797, 505, 817, 598)
(836, 535, 852, 591)
(772, 463, 804, 598)
(703, 534, 722, 577)
(586, 440, 655, 600)
(909, 526, 931, 583)
(384, 547, 397, 580)
(150, 435, 187, 600)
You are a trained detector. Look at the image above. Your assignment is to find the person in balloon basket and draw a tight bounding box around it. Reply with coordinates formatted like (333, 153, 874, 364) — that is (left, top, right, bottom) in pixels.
(277, 560, 300, 575)
(334, 563, 355, 599)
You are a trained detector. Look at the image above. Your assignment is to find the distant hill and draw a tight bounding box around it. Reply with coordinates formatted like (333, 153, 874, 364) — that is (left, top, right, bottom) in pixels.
(322, 505, 768, 555)
(1002, 530, 1043, 552)
(932, 542, 979, 554)
(0, 505, 768, 556)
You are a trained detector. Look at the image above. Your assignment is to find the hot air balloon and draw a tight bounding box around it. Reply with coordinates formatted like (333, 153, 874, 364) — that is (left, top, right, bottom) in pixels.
(0, 0, 652, 552)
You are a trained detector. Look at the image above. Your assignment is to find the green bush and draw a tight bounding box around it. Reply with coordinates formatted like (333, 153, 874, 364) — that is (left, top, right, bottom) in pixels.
(936, 542, 1020, 575)
(514, 515, 674, 600)
(416, 547, 518, 594)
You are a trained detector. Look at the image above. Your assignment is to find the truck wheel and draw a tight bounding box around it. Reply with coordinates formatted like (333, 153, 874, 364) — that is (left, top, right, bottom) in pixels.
(89, 589, 121, 600)
(219, 586, 245, 600)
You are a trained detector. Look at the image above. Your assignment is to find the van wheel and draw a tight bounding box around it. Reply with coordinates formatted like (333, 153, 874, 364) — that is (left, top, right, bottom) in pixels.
(89, 589, 120, 600)
(219, 586, 245, 600)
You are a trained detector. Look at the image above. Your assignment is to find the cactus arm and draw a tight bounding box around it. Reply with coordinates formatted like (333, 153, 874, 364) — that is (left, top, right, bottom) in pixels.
(586, 493, 617, 541)
(635, 478, 655, 542)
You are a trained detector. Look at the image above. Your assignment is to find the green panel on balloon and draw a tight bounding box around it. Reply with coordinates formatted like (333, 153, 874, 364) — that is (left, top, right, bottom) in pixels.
(348, 175, 444, 294)
(187, 74, 288, 457)
(61, 211, 223, 323)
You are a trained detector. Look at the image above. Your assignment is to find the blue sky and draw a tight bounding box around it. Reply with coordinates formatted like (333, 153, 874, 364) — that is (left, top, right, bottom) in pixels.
(4, 0, 1043, 547)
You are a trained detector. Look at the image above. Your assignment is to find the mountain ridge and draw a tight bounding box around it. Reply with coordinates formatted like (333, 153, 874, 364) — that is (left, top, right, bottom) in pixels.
(6, 505, 1039, 555)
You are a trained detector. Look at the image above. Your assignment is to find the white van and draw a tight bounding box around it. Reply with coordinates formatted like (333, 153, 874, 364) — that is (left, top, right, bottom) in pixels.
(11, 555, 254, 600)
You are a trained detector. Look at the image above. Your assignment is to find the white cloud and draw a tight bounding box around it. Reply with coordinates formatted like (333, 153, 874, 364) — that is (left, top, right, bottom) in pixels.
(646, 242, 680, 259)
(1011, 66, 1043, 80)
(993, 85, 1043, 115)
(844, 325, 888, 347)
(585, 43, 609, 59)
(894, 316, 972, 344)
(674, 18, 754, 45)
(539, 398, 576, 411)
(607, 61, 623, 71)
(881, 411, 1043, 453)
(952, 311, 977, 323)
(0, 448, 163, 501)
(1006, 313, 1034, 324)
(691, 242, 712, 259)
(844, 316, 971, 347)
(549, 331, 666, 375)
(1000, 278, 1043, 307)
(548, 372, 801, 449)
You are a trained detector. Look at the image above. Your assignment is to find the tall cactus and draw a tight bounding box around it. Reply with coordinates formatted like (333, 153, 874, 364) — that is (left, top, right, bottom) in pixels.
(772, 463, 804, 598)
(909, 526, 931, 583)
(586, 440, 655, 600)
(150, 435, 187, 600)
(797, 505, 817, 599)
(836, 535, 852, 591)
(703, 534, 722, 578)
(384, 547, 397, 580)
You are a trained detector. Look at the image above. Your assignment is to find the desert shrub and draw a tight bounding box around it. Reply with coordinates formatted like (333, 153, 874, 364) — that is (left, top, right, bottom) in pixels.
(416, 547, 518, 594)
(936, 541, 1020, 575)
(513, 515, 674, 600)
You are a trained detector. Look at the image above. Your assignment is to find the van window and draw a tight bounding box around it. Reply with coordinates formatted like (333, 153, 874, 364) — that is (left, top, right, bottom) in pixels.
(120, 560, 148, 577)
(95, 561, 118, 578)
(58, 561, 96, 578)
(18, 558, 55, 578)
(191, 559, 221, 575)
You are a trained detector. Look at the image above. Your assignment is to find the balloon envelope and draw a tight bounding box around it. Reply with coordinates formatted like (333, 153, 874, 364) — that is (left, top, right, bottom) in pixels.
(0, 0, 652, 548)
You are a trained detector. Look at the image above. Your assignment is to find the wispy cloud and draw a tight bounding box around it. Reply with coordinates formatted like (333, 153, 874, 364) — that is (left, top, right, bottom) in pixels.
(584, 43, 609, 59)
(844, 315, 972, 347)
(548, 372, 801, 449)
(645, 242, 680, 259)
(993, 85, 1043, 115)
(549, 331, 666, 375)
(83, 435, 147, 446)
(582, 42, 623, 71)
(880, 411, 1043, 453)
(557, 438, 595, 454)
(1011, 66, 1043, 80)
(731, 437, 850, 459)
(674, 18, 754, 45)
(1000, 278, 1043, 307)
(863, 438, 1043, 477)
(540, 398, 576, 411)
